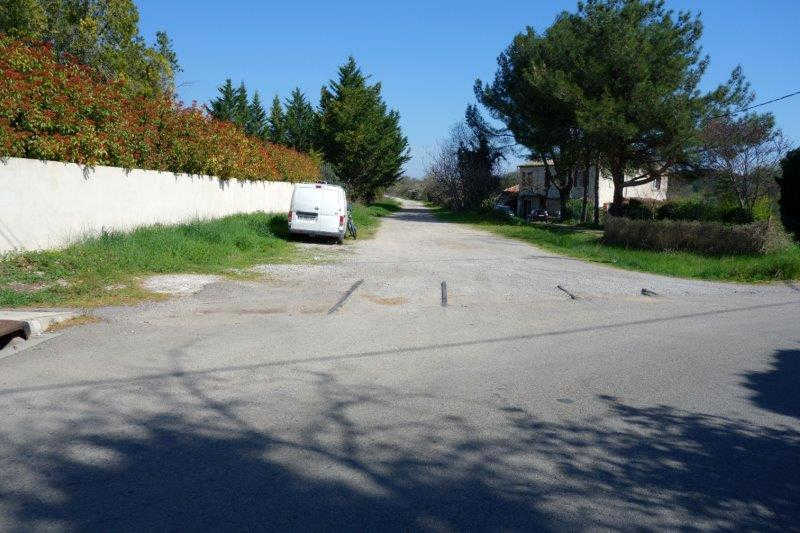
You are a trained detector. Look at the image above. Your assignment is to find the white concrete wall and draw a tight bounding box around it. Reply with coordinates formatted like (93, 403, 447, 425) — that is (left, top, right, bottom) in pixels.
(0, 157, 295, 253)
(518, 164, 668, 207)
(598, 170, 668, 206)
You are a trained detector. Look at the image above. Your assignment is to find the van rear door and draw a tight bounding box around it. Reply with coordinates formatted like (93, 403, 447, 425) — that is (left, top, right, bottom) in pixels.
(317, 186, 343, 233)
(290, 185, 321, 232)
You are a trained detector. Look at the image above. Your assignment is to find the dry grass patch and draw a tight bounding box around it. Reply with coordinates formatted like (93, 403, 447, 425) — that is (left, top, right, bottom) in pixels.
(45, 314, 103, 332)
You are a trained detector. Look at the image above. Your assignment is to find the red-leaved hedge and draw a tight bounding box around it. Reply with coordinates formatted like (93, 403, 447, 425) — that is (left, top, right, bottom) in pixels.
(0, 36, 320, 182)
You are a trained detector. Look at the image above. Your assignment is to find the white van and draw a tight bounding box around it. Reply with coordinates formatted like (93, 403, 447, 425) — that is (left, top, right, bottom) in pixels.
(288, 183, 348, 243)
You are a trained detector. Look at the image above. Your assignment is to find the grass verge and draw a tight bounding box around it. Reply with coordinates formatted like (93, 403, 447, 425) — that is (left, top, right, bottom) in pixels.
(0, 212, 296, 308)
(433, 208, 800, 282)
(349, 198, 402, 239)
(1, 199, 401, 309)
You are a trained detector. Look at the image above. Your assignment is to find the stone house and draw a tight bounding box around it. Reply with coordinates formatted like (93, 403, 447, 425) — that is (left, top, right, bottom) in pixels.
(505, 160, 668, 217)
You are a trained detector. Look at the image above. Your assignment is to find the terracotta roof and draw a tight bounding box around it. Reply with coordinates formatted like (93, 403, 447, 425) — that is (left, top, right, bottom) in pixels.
(504, 184, 519, 193)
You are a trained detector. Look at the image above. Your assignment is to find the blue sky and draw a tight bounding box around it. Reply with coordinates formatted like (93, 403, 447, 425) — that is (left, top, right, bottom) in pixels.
(137, 0, 800, 177)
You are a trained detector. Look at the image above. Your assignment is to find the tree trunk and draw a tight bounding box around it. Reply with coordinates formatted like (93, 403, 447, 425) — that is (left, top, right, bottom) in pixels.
(559, 188, 570, 222)
(593, 164, 600, 225)
(580, 166, 589, 223)
(609, 164, 625, 216)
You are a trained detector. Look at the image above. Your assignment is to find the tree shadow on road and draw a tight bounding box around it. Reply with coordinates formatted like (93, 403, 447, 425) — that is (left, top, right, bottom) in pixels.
(0, 367, 798, 530)
(742, 348, 800, 420)
(388, 206, 450, 223)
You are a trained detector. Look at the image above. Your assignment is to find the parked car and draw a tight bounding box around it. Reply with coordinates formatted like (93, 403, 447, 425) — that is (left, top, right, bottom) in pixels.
(528, 208, 549, 221)
(288, 183, 348, 243)
(493, 204, 515, 218)
(528, 208, 560, 222)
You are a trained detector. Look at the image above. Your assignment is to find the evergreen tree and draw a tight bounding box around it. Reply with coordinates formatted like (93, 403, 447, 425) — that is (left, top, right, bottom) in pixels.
(318, 56, 409, 201)
(477, 0, 748, 214)
(233, 81, 250, 130)
(207, 78, 238, 123)
(268, 95, 286, 144)
(476, 25, 589, 220)
(283, 88, 317, 152)
(209, 80, 263, 135)
(246, 91, 267, 138)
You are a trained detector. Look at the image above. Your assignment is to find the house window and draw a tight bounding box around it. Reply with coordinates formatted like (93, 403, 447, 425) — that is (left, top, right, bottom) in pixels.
(654, 177, 661, 190)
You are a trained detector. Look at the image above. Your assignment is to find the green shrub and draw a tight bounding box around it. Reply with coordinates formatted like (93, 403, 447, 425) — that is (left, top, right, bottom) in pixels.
(603, 216, 789, 255)
(653, 199, 754, 224)
(717, 205, 754, 224)
(561, 198, 577, 220)
(752, 196, 774, 222)
(656, 199, 705, 221)
(619, 199, 657, 220)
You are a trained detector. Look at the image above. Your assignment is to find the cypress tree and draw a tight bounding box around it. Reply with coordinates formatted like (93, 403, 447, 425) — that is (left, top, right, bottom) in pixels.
(318, 56, 409, 201)
(268, 94, 286, 144)
(284, 88, 317, 152)
(207, 78, 238, 123)
(246, 91, 267, 138)
(233, 81, 249, 130)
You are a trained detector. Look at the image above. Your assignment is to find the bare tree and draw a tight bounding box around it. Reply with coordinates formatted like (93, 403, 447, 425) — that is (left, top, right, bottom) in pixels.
(701, 113, 789, 212)
(424, 106, 505, 211)
(425, 131, 463, 210)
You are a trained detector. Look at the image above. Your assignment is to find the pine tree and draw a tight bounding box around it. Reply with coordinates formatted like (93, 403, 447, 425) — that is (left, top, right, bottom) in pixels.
(283, 88, 317, 152)
(246, 91, 267, 138)
(233, 81, 249, 130)
(318, 56, 409, 201)
(267, 95, 286, 144)
(207, 78, 238, 123)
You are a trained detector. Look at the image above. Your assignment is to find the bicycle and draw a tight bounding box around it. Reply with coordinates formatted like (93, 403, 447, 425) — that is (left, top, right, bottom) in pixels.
(347, 210, 357, 239)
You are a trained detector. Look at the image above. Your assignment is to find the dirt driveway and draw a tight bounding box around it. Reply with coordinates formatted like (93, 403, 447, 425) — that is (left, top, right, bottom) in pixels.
(255, 198, 793, 314)
(0, 199, 798, 530)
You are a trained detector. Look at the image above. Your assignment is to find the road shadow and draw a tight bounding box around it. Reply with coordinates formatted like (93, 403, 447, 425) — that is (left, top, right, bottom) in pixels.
(369, 201, 403, 213)
(266, 215, 291, 239)
(0, 369, 798, 530)
(742, 348, 800, 420)
(388, 206, 449, 223)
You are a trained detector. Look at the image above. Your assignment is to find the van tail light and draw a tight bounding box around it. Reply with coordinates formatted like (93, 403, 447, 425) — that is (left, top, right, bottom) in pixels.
(339, 215, 345, 227)
(288, 211, 293, 222)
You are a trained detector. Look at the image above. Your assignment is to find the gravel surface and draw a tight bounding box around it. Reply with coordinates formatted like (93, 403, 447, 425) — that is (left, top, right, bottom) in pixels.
(0, 199, 798, 530)
(142, 274, 223, 295)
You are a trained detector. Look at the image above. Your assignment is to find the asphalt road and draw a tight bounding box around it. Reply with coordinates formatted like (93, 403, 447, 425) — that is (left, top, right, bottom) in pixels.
(1, 200, 799, 531)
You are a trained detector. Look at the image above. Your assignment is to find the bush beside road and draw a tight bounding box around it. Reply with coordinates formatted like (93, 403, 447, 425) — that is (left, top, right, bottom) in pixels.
(603, 216, 789, 255)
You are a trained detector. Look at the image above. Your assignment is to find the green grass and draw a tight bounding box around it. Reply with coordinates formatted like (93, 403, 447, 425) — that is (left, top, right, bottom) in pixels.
(349, 198, 402, 239)
(434, 208, 800, 283)
(0, 199, 401, 309)
(0, 212, 297, 308)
